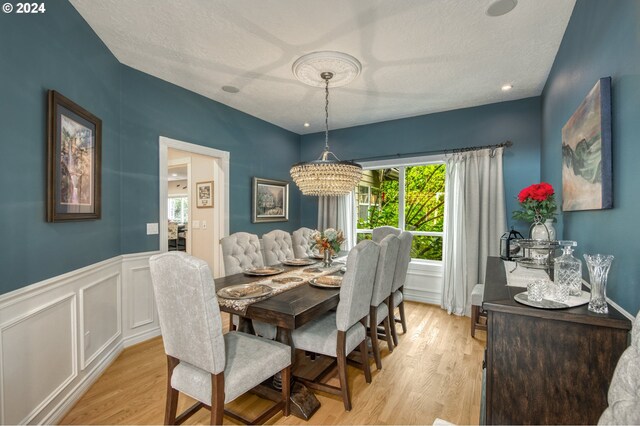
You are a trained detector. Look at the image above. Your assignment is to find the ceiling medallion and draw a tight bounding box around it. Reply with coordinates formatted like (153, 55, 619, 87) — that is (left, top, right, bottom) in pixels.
(290, 52, 363, 197)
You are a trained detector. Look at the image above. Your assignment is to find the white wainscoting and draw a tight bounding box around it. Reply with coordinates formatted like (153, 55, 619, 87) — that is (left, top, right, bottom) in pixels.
(0, 251, 160, 425)
(403, 261, 443, 305)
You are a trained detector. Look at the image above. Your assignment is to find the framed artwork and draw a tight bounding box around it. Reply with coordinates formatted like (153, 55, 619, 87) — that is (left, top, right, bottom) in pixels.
(252, 177, 289, 223)
(196, 181, 214, 208)
(47, 90, 102, 222)
(561, 77, 612, 211)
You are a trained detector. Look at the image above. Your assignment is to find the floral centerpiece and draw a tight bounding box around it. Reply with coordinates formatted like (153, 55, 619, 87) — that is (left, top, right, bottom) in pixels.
(311, 228, 345, 267)
(512, 182, 557, 223)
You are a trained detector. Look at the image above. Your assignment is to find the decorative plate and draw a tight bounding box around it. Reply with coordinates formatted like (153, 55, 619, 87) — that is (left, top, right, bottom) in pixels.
(243, 266, 285, 276)
(513, 290, 590, 310)
(217, 284, 272, 300)
(271, 276, 304, 284)
(303, 267, 323, 273)
(282, 258, 316, 266)
(309, 275, 343, 288)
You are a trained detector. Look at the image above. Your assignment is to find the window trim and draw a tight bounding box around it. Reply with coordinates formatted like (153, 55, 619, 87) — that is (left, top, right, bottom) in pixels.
(355, 155, 446, 264)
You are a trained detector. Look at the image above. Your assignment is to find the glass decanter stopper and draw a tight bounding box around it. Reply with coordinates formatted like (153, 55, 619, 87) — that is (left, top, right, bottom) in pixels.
(554, 242, 582, 297)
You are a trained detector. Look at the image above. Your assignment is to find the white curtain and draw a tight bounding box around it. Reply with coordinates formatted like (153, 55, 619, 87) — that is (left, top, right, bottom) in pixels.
(441, 147, 507, 316)
(317, 193, 355, 250)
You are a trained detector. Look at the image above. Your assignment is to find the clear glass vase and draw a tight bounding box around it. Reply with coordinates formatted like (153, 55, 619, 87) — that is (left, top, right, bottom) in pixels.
(584, 254, 614, 314)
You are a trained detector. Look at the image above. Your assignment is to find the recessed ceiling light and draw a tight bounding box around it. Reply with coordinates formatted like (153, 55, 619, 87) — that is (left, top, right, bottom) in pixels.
(501, 84, 513, 91)
(222, 85, 239, 93)
(485, 0, 518, 17)
(303, 122, 310, 127)
(171, 173, 178, 177)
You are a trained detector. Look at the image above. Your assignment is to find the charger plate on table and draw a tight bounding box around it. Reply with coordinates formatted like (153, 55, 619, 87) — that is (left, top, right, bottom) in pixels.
(217, 283, 273, 300)
(514, 290, 590, 309)
(282, 258, 316, 266)
(309, 275, 343, 288)
(243, 266, 285, 276)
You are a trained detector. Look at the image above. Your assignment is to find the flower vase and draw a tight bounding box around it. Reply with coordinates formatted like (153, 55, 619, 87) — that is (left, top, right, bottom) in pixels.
(322, 249, 333, 268)
(584, 254, 614, 314)
(531, 219, 556, 241)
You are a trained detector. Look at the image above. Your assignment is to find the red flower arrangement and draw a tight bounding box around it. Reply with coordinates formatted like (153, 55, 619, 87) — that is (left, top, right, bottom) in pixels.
(513, 182, 557, 222)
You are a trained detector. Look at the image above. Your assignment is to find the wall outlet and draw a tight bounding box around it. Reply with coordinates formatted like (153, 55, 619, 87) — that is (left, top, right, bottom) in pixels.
(192, 220, 200, 229)
(202, 220, 207, 230)
(146, 223, 159, 235)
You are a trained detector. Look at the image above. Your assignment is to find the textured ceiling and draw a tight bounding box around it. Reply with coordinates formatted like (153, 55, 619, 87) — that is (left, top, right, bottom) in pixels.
(70, 0, 575, 134)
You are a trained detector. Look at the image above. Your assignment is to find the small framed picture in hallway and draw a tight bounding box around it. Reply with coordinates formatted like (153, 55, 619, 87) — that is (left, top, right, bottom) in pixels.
(196, 181, 214, 208)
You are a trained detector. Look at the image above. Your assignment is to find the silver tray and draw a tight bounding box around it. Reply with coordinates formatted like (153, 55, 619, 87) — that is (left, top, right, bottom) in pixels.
(514, 239, 561, 249)
(243, 267, 285, 276)
(217, 284, 273, 300)
(514, 257, 552, 269)
(513, 290, 590, 309)
(281, 258, 316, 266)
(309, 276, 343, 288)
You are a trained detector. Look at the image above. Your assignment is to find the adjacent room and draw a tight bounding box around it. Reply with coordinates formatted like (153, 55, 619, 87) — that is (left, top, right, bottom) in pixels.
(1, 0, 639, 424)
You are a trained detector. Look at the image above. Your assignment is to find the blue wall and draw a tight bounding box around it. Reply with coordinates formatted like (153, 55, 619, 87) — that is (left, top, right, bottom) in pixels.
(120, 66, 301, 254)
(541, 0, 640, 315)
(299, 98, 542, 231)
(0, 0, 122, 293)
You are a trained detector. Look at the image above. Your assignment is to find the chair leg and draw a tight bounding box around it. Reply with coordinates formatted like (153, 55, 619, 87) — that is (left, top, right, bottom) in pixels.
(359, 338, 372, 384)
(383, 313, 394, 353)
(230, 314, 237, 331)
(165, 356, 179, 425)
(399, 301, 407, 334)
(282, 365, 291, 417)
(369, 306, 382, 370)
(388, 297, 399, 347)
(210, 373, 224, 425)
(336, 331, 352, 411)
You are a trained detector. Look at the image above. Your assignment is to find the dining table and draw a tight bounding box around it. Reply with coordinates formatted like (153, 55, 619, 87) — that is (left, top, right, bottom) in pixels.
(214, 257, 347, 420)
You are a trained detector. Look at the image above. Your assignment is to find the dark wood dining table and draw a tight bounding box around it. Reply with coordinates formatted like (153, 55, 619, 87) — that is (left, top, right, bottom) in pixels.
(214, 261, 345, 419)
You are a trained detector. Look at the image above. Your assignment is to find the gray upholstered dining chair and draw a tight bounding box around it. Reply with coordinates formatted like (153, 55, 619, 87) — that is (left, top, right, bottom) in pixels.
(368, 234, 400, 370)
(292, 227, 315, 259)
(291, 240, 380, 411)
(390, 231, 413, 346)
(220, 232, 264, 275)
(262, 230, 295, 265)
(220, 232, 275, 339)
(148, 252, 291, 425)
(372, 226, 401, 243)
(599, 310, 640, 425)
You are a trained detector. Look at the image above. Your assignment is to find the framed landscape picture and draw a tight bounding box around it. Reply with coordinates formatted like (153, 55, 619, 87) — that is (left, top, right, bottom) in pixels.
(252, 177, 289, 223)
(196, 181, 214, 208)
(47, 90, 102, 222)
(561, 77, 612, 211)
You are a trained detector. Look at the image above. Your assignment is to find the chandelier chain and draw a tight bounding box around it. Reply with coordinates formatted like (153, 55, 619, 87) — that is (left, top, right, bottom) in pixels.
(324, 76, 329, 150)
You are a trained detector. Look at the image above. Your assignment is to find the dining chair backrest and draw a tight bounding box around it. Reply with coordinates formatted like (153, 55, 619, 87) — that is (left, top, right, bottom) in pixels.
(336, 240, 380, 332)
(149, 252, 225, 375)
(220, 232, 264, 275)
(371, 234, 400, 307)
(391, 231, 413, 293)
(262, 230, 294, 265)
(372, 226, 401, 243)
(168, 222, 178, 240)
(292, 227, 315, 258)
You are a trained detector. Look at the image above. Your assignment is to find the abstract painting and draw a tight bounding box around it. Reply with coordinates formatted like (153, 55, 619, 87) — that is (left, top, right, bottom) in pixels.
(252, 177, 289, 223)
(561, 77, 612, 211)
(47, 90, 101, 221)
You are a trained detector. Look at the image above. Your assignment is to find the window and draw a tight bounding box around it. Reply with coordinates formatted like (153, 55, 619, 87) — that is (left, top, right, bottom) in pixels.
(168, 196, 189, 224)
(355, 162, 445, 261)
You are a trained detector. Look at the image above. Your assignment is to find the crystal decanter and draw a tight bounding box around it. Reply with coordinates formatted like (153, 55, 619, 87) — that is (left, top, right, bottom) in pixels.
(554, 241, 582, 297)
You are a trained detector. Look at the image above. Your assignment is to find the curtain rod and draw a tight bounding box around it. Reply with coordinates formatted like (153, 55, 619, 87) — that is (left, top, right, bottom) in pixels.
(349, 140, 513, 163)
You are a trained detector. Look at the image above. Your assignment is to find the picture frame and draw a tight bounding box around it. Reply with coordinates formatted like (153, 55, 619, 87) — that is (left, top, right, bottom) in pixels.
(561, 77, 612, 211)
(47, 90, 102, 222)
(252, 177, 289, 223)
(196, 181, 214, 208)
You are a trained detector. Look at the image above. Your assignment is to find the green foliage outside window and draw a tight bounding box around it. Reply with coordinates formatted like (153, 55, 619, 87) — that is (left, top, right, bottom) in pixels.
(356, 164, 446, 260)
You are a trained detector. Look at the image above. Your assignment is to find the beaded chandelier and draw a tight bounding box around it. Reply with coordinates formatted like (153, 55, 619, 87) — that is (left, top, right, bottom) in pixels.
(290, 70, 362, 196)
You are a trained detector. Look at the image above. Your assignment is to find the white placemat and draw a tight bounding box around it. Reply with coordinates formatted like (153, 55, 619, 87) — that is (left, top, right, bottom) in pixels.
(503, 260, 550, 287)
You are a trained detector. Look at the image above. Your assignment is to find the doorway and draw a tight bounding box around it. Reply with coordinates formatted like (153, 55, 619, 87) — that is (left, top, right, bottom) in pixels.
(159, 136, 230, 278)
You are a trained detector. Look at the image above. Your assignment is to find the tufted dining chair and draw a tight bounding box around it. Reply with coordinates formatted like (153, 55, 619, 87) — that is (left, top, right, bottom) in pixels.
(291, 240, 380, 411)
(168, 222, 179, 251)
(598, 310, 640, 425)
(368, 234, 400, 370)
(220, 232, 264, 275)
(149, 252, 291, 425)
(390, 231, 413, 346)
(220, 232, 275, 339)
(292, 227, 315, 259)
(372, 226, 401, 243)
(262, 230, 294, 265)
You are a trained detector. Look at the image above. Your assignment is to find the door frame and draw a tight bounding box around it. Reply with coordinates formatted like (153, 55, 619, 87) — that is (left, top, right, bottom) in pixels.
(159, 136, 230, 276)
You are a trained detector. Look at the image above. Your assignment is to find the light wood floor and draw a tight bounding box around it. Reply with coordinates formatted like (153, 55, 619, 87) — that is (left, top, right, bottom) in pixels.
(60, 302, 486, 425)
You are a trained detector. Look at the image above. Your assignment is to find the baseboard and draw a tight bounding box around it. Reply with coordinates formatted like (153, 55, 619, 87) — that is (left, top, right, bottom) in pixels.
(43, 341, 124, 425)
(124, 326, 162, 348)
(404, 287, 441, 305)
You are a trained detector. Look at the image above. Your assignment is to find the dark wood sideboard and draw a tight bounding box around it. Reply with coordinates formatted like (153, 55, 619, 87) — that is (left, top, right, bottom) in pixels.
(482, 256, 631, 425)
